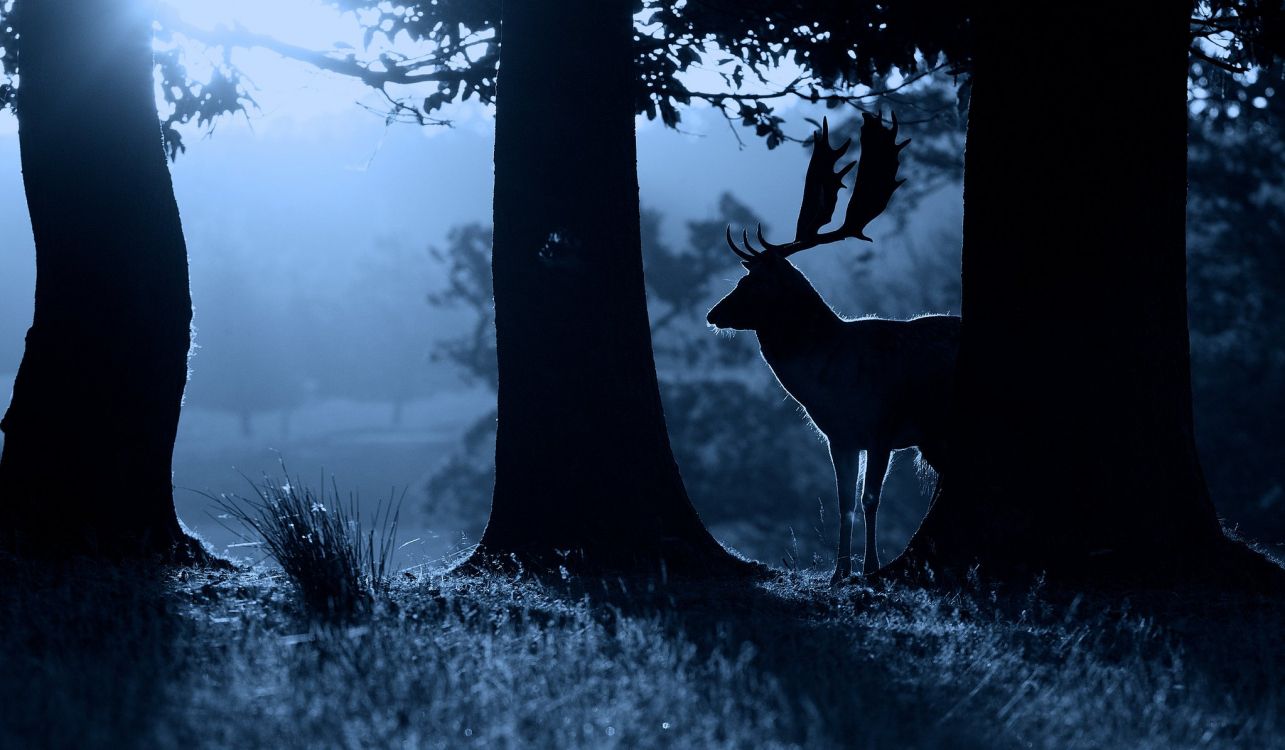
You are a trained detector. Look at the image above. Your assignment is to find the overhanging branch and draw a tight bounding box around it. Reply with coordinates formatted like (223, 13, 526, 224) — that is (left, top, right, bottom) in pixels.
(156, 12, 463, 91)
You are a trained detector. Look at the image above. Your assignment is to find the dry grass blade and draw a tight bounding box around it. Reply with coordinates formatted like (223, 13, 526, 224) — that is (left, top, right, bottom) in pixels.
(216, 471, 400, 619)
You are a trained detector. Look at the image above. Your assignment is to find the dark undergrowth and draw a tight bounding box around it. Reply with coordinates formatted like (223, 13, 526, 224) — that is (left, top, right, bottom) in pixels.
(1, 551, 1283, 749)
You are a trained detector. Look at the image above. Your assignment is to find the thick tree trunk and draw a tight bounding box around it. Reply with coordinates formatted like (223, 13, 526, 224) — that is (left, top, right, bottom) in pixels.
(474, 0, 746, 574)
(0, 0, 202, 560)
(896, 1, 1234, 581)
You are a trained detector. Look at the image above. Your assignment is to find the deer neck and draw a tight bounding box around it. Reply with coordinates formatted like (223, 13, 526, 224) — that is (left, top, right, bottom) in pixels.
(755, 288, 842, 367)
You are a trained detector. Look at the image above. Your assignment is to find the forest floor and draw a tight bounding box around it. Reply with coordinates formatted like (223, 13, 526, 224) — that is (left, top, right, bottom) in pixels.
(2, 554, 1283, 750)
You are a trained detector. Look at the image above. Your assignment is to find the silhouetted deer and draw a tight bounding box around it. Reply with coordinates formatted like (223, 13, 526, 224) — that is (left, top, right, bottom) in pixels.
(707, 114, 959, 583)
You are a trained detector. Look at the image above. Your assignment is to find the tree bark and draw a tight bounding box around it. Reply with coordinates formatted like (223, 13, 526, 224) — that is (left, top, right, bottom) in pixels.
(895, 1, 1235, 581)
(474, 0, 747, 575)
(0, 0, 202, 560)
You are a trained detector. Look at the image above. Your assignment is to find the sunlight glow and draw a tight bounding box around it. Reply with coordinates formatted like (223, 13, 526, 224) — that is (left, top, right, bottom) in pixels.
(154, 0, 469, 133)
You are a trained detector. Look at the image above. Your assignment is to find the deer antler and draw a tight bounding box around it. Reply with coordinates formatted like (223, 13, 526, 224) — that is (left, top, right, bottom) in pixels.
(794, 117, 855, 246)
(726, 113, 909, 261)
(842, 112, 909, 242)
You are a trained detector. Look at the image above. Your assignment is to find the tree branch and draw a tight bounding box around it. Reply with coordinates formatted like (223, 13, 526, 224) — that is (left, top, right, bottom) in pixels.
(1190, 45, 1249, 73)
(157, 13, 461, 90)
(685, 64, 946, 109)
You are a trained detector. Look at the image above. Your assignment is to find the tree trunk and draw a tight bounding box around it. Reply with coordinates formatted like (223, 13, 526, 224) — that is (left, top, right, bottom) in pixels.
(474, 0, 746, 575)
(0, 0, 202, 560)
(896, 1, 1234, 581)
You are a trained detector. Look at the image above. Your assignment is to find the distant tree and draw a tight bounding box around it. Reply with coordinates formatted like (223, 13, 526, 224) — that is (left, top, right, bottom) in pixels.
(0, 0, 206, 560)
(427, 224, 498, 392)
(185, 246, 308, 437)
(326, 237, 442, 426)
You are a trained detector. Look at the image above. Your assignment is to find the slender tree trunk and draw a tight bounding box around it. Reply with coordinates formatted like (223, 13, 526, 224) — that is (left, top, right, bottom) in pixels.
(474, 0, 746, 574)
(0, 0, 202, 560)
(895, 1, 1240, 581)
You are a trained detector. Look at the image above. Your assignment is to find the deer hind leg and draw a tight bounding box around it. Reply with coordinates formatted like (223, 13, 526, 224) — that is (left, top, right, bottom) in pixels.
(861, 446, 892, 575)
(829, 444, 860, 586)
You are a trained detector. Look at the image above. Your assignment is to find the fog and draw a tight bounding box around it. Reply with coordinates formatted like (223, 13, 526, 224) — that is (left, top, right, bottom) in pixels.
(0, 31, 963, 567)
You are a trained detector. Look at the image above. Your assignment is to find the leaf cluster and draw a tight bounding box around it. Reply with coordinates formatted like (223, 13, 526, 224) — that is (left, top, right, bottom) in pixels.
(154, 45, 258, 160)
(292, 2, 1281, 150)
(1193, 0, 1285, 73)
(323, 0, 967, 147)
(4, 1, 1285, 155)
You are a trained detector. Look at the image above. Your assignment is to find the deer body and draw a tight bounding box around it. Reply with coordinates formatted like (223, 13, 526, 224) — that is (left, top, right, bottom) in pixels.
(760, 310, 958, 464)
(708, 112, 958, 583)
(708, 254, 958, 581)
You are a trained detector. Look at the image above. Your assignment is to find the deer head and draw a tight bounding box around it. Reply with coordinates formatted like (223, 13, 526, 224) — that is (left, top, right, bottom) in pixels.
(707, 113, 909, 331)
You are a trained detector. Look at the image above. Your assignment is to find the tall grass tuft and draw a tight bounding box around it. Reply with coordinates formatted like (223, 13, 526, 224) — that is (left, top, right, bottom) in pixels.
(217, 473, 400, 619)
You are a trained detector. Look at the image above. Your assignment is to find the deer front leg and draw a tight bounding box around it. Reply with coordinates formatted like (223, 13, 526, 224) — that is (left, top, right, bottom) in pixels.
(861, 446, 892, 575)
(829, 444, 860, 586)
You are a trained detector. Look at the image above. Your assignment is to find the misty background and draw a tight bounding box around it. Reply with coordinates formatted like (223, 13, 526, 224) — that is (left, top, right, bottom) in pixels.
(0, 49, 961, 569)
(0, 1, 1278, 570)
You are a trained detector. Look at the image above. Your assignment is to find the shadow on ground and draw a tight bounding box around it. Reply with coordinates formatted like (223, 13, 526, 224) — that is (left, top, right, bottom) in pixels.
(2, 554, 1282, 749)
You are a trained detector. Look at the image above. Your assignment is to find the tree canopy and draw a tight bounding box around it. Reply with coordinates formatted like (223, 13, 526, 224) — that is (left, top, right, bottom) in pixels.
(3, 2, 1280, 155)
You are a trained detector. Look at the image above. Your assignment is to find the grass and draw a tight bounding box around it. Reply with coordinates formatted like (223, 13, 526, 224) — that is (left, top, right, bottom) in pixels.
(1, 551, 1283, 749)
(213, 471, 400, 619)
(4, 477, 1282, 748)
